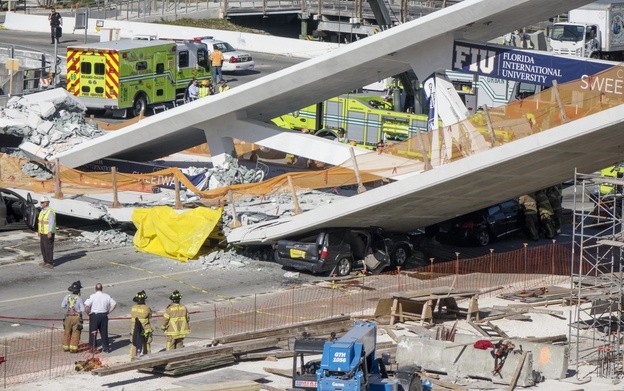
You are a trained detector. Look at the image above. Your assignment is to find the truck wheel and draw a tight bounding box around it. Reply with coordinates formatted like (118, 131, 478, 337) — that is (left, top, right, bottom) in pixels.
(391, 244, 410, 267)
(334, 258, 352, 277)
(132, 94, 147, 118)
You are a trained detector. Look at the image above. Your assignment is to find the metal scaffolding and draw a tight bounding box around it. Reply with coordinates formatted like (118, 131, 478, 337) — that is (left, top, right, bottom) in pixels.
(570, 169, 624, 378)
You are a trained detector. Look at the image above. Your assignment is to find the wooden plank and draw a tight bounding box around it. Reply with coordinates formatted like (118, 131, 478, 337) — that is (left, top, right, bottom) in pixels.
(162, 380, 261, 391)
(140, 356, 235, 376)
(213, 316, 351, 345)
(506, 351, 529, 391)
(236, 350, 294, 361)
(263, 367, 292, 378)
(92, 346, 234, 376)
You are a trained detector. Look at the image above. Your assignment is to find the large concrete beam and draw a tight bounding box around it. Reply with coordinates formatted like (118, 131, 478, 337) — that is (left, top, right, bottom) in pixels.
(396, 336, 535, 387)
(453, 334, 569, 380)
(227, 104, 624, 244)
(53, 0, 597, 168)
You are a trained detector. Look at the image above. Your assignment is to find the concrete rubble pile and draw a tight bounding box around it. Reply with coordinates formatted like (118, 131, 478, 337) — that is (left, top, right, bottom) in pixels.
(0, 88, 103, 164)
(221, 189, 346, 235)
(199, 246, 274, 269)
(183, 154, 266, 194)
(74, 229, 134, 246)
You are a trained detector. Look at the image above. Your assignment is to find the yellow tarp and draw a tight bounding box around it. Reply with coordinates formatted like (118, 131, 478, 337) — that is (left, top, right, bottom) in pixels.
(132, 206, 223, 261)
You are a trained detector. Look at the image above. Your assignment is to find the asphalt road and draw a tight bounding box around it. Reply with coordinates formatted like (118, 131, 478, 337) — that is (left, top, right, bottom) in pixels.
(0, 227, 317, 342)
(0, 29, 304, 90)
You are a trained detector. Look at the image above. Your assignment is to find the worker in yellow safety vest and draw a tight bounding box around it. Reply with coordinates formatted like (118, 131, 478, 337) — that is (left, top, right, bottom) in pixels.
(130, 290, 152, 358)
(161, 290, 190, 350)
(38, 195, 56, 268)
(198, 79, 213, 98)
(218, 79, 230, 93)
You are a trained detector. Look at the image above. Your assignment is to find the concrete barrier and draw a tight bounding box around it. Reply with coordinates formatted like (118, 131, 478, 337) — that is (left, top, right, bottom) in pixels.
(396, 336, 535, 387)
(3, 12, 339, 59)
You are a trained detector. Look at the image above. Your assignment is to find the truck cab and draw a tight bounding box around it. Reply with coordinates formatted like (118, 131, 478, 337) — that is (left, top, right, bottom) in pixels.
(548, 22, 600, 58)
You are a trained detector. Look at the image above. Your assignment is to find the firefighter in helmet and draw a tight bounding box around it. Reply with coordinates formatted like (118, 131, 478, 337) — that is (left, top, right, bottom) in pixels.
(61, 280, 85, 353)
(161, 290, 190, 350)
(130, 290, 152, 358)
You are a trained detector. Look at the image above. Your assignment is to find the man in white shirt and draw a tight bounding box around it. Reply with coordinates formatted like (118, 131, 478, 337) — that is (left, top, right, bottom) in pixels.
(84, 283, 117, 353)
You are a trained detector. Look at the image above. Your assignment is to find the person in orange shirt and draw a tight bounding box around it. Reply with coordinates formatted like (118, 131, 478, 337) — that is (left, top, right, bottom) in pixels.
(209, 47, 224, 83)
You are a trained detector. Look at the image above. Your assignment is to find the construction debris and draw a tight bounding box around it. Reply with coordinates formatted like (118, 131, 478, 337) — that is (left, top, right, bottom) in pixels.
(1, 89, 103, 162)
(198, 246, 274, 269)
(73, 229, 134, 246)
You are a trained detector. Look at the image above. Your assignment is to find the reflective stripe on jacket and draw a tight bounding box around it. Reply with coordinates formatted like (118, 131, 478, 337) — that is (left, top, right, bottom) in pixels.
(162, 303, 190, 337)
(130, 304, 153, 334)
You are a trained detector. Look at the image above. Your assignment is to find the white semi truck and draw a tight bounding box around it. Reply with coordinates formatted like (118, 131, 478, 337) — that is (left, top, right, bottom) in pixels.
(548, 0, 624, 59)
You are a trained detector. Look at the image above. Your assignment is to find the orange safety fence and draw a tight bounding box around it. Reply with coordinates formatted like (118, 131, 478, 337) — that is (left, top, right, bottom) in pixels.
(2, 64, 624, 202)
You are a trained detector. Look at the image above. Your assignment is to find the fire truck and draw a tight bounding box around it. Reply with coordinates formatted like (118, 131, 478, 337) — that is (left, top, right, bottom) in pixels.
(271, 93, 431, 150)
(66, 39, 212, 118)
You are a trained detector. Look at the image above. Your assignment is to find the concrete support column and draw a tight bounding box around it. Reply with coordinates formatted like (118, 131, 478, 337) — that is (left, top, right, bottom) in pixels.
(204, 127, 238, 167)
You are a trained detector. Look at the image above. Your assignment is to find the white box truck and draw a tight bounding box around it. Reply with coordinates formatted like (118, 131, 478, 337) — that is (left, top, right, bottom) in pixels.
(548, 0, 624, 59)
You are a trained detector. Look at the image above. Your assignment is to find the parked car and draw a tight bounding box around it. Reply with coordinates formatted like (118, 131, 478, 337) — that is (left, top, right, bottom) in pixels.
(435, 200, 525, 246)
(198, 36, 255, 73)
(0, 188, 38, 231)
(273, 227, 413, 276)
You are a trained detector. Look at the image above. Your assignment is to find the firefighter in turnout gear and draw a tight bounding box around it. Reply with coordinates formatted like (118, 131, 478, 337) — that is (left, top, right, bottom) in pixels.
(161, 290, 190, 350)
(61, 281, 85, 353)
(545, 184, 563, 234)
(130, 290, 152, 358)
(535, 190, 556, 239)
(519, 194, 539, 241)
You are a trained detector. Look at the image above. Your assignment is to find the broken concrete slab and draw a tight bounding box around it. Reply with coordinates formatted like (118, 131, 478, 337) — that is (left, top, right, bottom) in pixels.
(453, 333, 568, 380)
(395, 335, 535, 387)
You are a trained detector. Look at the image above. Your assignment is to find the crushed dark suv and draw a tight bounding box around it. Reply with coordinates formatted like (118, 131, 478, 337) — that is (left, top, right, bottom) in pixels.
(435, 199, 525, 246)
(273, 227, 413, 276)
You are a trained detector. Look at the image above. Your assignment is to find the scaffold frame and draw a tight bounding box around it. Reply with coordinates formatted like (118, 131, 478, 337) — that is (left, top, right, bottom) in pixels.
(570, 169, 624, 378)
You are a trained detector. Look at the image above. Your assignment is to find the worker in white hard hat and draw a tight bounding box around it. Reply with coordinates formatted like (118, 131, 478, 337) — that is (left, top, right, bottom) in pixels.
(38, 196, 56, 269)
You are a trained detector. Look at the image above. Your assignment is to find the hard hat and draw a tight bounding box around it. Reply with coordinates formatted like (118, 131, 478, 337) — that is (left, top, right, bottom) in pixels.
(169, 290, 183, 302)
(68, 280, 82, 293)
(133, 290, 147, 303)
(201, 80, 208, 86)
(40, 196, 50, 203)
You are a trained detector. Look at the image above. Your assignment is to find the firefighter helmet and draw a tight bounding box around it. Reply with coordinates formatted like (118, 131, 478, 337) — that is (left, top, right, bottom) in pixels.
(68, 280, 82, 294)
(133, 290, 147, 303)
(169, 290, 183, 302)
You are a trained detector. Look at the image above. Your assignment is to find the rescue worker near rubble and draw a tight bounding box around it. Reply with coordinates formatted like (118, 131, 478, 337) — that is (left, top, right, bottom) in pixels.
(197, 79, 212, 98)
(546, 184, 563, 234)
(38, 196, 56, 269)
(84, 283, 117, 353)
(61, 280, 85, 353)
(535, 189, 556, 239)
(519, 193, 539, 241)
(161, 290, 190, 350)
(130, 290, 152, 358)
(187, 79, 199, 102)
(218, 79, 230, 93)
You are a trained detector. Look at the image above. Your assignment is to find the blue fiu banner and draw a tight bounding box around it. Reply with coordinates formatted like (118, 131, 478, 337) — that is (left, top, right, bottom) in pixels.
(452, 40, 615, 87)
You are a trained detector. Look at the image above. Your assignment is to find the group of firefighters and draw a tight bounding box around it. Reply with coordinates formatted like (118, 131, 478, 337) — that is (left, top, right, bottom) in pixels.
(519, 184, 563, 241)
(61, 282, 191, 358)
